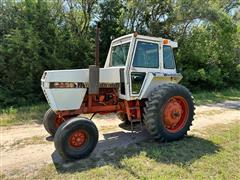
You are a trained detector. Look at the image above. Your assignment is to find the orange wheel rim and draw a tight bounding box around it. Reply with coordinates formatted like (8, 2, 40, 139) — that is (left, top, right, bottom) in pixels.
(163, 96, 189, 132)
(68, 130, 87, 148)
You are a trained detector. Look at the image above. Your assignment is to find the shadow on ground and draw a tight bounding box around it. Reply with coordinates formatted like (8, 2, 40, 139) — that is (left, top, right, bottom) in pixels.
(50, 128, 220, 174)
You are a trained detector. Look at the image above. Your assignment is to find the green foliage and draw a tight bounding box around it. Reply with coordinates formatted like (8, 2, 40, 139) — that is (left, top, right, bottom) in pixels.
(176, 12, 240, 89)
(98, 0, 126, 66)
(0, 0, 239, 107)
(0, 0, 94, 107)
(193, 88, 240, 105)
(0, 103, 48, 126)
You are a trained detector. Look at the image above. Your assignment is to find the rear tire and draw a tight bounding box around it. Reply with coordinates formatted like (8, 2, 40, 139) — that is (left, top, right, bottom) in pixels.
(54, 117, 99, 160)
(143, 83, 195, 142)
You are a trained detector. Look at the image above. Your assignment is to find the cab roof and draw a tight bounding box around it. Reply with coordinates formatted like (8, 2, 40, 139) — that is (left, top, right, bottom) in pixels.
(112, 33, 178, 48)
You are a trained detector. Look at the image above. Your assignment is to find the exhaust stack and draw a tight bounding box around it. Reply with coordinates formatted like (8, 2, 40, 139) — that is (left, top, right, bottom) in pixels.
(95, 22, 100, 66)
(89, 22, 100, 94)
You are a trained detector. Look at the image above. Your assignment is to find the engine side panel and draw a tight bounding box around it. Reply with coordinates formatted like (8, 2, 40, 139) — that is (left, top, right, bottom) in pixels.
(44, 88, 87, 111)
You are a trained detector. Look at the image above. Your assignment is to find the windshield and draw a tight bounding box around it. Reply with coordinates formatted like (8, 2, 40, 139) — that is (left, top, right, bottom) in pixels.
(111, 42, 130, 66)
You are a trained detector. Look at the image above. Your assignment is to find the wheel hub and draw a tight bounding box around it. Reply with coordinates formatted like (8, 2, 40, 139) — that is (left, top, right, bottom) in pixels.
(69, 130, 87, 148)
(55, 114, 64, 128)
(163, 96, 189, 132)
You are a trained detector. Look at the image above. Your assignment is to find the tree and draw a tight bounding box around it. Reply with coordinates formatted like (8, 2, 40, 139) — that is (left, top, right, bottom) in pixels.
(176, 11, 239, 89)
(0, 0, 94, 107)
(0, 0, 239, 107)
(98, 0, 126, 65)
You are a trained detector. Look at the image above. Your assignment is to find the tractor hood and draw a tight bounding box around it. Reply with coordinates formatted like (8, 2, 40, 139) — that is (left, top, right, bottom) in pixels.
(42, 67, 122, 83)
(41, 67, 122, 111)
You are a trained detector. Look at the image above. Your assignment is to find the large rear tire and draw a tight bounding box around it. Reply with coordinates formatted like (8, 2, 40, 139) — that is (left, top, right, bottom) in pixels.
(54, 117, 99, 160)
(143, 83, 195, 142)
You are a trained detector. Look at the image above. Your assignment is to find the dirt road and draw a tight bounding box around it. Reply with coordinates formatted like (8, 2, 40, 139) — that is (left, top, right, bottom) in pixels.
(1, 101, 240, 176)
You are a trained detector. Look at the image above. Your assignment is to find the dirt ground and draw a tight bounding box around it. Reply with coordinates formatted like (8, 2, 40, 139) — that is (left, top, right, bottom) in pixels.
(1, 100, 240, 177)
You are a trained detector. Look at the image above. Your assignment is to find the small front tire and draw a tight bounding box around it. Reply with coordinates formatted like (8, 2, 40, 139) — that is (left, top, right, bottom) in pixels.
(43, 108, 58, 136)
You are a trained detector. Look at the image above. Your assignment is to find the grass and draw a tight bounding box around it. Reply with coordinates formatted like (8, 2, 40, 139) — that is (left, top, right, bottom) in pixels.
(5, 122, 239, 179)
(0, 88, 239, 126)
(193, 88, 240, 105)
(0, 103, 48, 126)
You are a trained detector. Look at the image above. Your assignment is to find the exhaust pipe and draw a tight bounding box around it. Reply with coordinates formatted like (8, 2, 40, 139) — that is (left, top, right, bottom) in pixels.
(95, 22, 100, 66)
(89, 22, 100, 94)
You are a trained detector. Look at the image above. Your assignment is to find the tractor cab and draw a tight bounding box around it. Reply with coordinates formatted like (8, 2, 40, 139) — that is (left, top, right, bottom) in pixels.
(104, 33, 181, 100)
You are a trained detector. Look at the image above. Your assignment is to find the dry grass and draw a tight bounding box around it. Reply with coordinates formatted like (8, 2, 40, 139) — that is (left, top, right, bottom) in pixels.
(1, 135, 50, 151)
(10, 136, 49, 149)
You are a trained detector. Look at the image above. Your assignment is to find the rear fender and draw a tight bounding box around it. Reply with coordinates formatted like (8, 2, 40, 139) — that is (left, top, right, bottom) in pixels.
(139, 73, 182, 99)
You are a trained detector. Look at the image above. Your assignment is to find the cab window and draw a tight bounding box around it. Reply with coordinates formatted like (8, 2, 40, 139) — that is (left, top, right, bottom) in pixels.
(111, 43, 130, 66)
(163, 46, 176, 69)
(133, 41, 159, 68)
(131, 72, 146, 94)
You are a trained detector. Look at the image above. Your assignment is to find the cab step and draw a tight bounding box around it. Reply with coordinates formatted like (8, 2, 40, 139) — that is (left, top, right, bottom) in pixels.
(130, 119, 143, 133)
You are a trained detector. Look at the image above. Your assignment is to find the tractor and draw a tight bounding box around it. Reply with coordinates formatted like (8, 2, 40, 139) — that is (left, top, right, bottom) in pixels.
(41, 25, 195, 160)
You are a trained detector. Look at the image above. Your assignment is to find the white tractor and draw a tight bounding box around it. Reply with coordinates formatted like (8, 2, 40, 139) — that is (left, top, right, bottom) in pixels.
(41, 26, 195, 160)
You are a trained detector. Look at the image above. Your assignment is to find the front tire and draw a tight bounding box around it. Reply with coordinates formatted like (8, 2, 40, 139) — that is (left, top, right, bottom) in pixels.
(143, 83, 195, 142)
(43, 109, 58, 136)
(43, 108, 77, 136)
(54, 117, 99, 160)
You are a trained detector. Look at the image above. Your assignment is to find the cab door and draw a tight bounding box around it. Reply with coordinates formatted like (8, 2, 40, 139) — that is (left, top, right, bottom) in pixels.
(129, 39, 160, 96)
